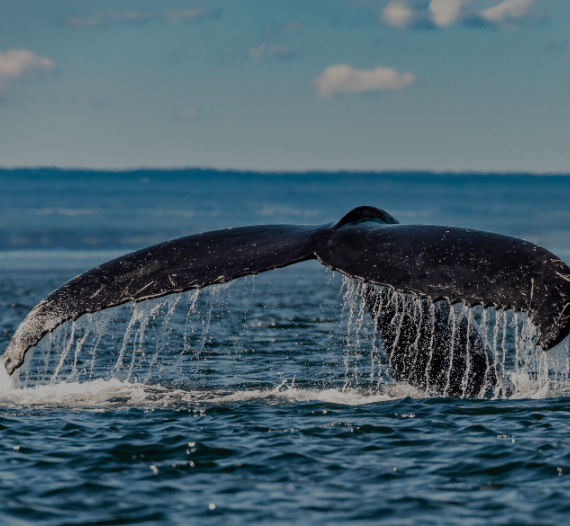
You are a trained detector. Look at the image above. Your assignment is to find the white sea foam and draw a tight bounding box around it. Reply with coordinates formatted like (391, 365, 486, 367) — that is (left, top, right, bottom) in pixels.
(0, 376, 424, 409)
(0, 363, 14, 394)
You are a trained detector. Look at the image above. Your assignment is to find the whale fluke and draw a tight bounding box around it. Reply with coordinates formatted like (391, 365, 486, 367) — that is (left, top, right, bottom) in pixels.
(2, 206, 570, 392)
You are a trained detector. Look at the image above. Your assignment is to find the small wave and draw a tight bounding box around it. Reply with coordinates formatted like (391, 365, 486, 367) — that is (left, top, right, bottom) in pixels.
(2, 370, 569, 410)
(32, 208, 102, 217)
(0, 249, 126, 270)
(258, 205, 321, 218)
(0, 376, 425, 410)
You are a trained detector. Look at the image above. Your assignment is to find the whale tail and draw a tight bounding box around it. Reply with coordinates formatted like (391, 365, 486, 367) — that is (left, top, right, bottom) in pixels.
(2, 206, 570, 394)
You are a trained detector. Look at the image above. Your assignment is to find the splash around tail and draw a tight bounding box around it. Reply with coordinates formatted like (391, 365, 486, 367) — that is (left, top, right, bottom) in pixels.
(2, 206, 570, 399)
(0, 355, 15, 393)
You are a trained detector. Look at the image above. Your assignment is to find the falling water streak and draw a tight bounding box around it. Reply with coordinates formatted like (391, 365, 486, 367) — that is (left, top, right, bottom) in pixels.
(181, 289, 201, 374)
(198, 286, 217, 357)
(41, 332, 55, 384)
(112, 304, 138, 376)
(18, 341, 34, 388)
(389, 291, 406, 373)
(341, 277, 359, 391)
(550, 338, 570, 393)
(51, 320, 77, 382)
(370, 287, 387, 389)
(182, 289, 201, 352)
(481, 311, 495, 397)
(88, 310, 113, 380)
(556, 338, 569, 389)
(480, 308, 494, 395)
(460, 306, 473, 398)
(368, 287, 379, 386)
(502, 310, 508, 362)
(513, 311, 521, 381)
(501, 310, 508, 391)
(377, 289, 393, 386)
(70, 317, 92, 380)
(182, 283, 229, 378)
(126, 301, 163, 381)
(495, 310, 509, 398)
(490, 309, 502, 398)
(522, 313, 536, 383)
(349, 282, 368, 386)
(340, 277, 356, 391)
(443, 304, 459, 396)
(491, 308, 500, 377)
(144, 296, 181, 383)
(481, 308, 489, 351)
(126, 309, 148, 381)
(407, 298, 425, 379)
(424, 301, 437, 394)
(367, 285, 392, 387)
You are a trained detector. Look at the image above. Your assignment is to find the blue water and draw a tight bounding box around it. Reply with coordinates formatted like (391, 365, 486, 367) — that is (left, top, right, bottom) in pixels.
(1, 169, 570, 525)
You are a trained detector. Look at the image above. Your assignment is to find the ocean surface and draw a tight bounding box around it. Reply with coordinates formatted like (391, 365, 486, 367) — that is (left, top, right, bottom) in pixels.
(1, 169, 570, 525)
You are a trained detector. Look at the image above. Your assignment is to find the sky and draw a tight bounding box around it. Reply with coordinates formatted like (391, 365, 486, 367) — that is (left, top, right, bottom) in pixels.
(0, 0, 569, 173)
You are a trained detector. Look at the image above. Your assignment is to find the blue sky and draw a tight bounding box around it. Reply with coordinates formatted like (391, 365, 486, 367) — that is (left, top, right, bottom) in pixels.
(0, 0, 569, 172)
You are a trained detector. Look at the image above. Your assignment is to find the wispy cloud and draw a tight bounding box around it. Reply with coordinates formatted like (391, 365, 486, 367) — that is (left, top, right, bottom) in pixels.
(383, 0, 416, 28)
(262, 19, 301, 38)
(314, 64, 414, 98)
(0, 49, 56, 100)
(279, 20, 301, 34)
(249, 19, 300, 61)
(249, 43, 296, 60)
(164, 8, 216, 24)
(64, 10, 154, 28)
(429, 0, 465, 27)
(480, 0, 537, 26)
(547, 40, 570, 55)
(64, 8, 220, 28)
(382, 0, 538, 30)
(72, 94, 115, 109)
(171, 108, 198, 122)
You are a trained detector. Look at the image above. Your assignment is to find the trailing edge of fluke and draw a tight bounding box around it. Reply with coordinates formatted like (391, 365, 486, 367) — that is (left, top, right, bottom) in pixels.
(2, 206, 570, 377)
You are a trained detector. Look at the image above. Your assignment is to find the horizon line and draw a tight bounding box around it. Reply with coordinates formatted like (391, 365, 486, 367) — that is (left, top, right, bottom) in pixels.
(1, 166, 570, 177)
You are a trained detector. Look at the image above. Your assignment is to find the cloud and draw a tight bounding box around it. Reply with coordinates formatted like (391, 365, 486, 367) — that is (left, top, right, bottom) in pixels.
(429, 0, 465, 27)
(381, 0, 538, 30)
(382, 0, 415, 28)
(547, 40, 570, 55)
(314, 64, 415, 98)
(164, 8, 221, 24)
(262, 19, 301, 38)
(249, 19, 301, 61)
(64, 10, 154, 28)
(73, 94, 115, 109)
(280, 20, 301, 34)
(480, 0, 537, 26)
(171, 108, 198, 122)
(0, 49, 56, 99)
(249, 43, 296, 60)
(64, 8, 220, 28)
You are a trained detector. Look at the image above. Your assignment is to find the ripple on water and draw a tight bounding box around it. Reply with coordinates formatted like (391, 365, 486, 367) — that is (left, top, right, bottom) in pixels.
(2, 264, 570, 524)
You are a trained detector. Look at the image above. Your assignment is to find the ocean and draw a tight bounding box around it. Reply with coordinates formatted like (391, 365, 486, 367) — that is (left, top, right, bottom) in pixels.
(1, 169, 570, 525)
